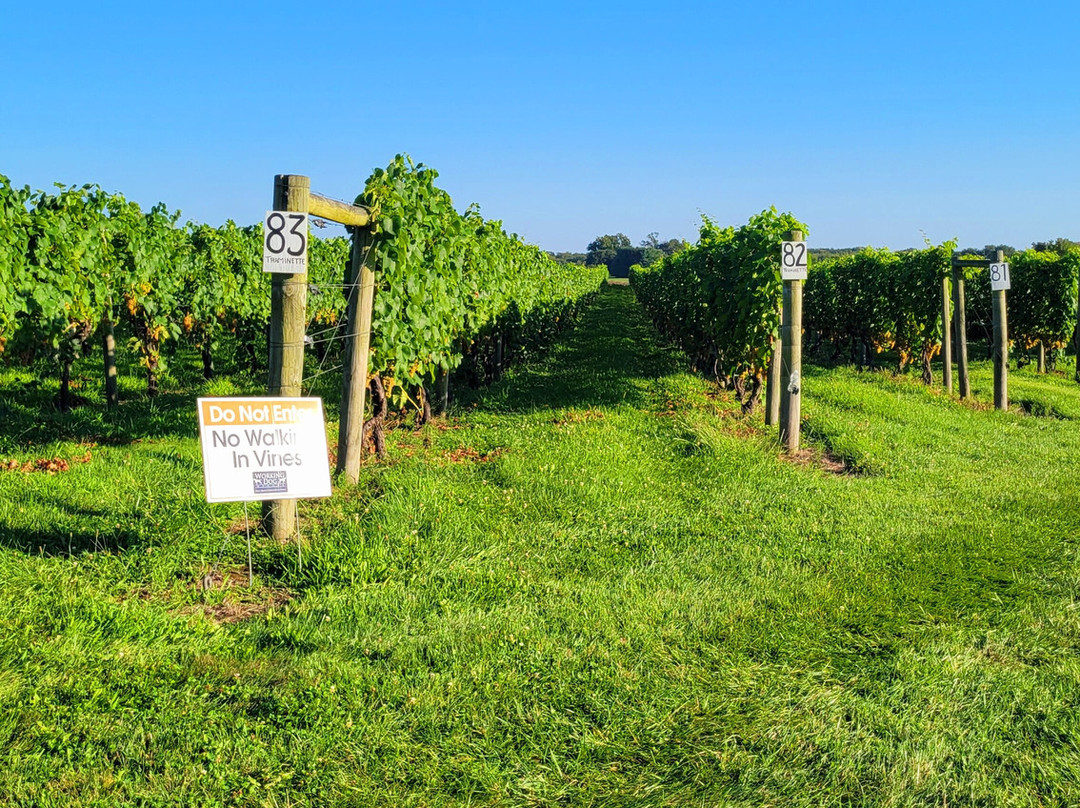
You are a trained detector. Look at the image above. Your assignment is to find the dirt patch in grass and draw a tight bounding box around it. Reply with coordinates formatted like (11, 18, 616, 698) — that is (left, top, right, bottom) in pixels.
(113, 568, 293, 625)
(223, 513, 262, 535)
(784, 446, 852, 476)
(0, 449, 93, 474)
(444, 446, 507, 464)
(718, 419, 761, 439)
(553, 409, 604, 426)
(194, 594, 290, 625)
(186, 567, 293, 624)
(958, 396, 993, 412)
(433, 420, 467, 432)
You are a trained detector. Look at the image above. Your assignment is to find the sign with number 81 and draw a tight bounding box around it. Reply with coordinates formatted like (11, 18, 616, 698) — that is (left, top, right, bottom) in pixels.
(989, 262, 1010, 291)
(780, 241, 808, 281)
(263, 211, 308, 273)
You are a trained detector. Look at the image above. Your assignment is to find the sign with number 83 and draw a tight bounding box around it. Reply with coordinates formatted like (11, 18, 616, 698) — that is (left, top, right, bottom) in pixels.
(263, 211, 308, 273)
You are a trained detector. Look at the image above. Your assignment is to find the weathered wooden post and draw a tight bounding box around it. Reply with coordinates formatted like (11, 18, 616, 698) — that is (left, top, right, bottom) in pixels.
(434, 368, 449, 416)
(765, 303, 782, 426)
(991, 249, 1009, 411)
(941, 276, 952, 393)
(264, 175, 310, 539)
(1074, 285, 1080, 383)
(779, 230, 806, 452)
(493, 332, 504, 381)
(951, 263, 971, 399)
(337, 226, 377, 484)
(103, 306, 118, 408)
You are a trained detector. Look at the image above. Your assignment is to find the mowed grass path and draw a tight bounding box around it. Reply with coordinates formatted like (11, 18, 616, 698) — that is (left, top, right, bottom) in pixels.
(1, 284, 1079, 806)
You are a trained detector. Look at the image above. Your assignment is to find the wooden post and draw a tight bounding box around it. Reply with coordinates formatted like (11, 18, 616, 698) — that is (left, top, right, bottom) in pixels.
(434, 367, 449, 416)
(103, 309, 118, 408)
(336, 227, 376, 485)
(1074, 285, 1080, 383)
(493, 332, 504, 381)
(941, 276, 952, 393)
(952, 265, 971, 399)
(992, 249, 1008, 411)
(765, 304, 782, 426)
(264, 174, 310, 539)
(779, 230, 804, 452)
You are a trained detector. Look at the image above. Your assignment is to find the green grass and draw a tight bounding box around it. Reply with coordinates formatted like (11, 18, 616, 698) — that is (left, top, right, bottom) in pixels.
(2, 287, 1080, 806)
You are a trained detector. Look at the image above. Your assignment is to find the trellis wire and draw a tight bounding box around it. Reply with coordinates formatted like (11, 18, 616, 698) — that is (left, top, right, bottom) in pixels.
(302, 237, 374, 396)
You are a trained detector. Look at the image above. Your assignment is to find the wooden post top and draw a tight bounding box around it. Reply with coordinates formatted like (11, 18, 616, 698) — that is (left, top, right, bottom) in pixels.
(309, 193, 370, 228)
(273, 174, 371, 228)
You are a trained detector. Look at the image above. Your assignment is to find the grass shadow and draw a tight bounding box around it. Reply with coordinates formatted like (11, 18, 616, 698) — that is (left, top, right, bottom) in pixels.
(0, 522, 139, 556)
(0, 392, 199, 451)
(1016, 398, 1072, 419)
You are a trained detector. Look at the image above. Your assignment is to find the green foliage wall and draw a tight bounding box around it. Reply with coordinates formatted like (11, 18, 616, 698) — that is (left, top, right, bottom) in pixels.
(0, 163, 604, 408)
(357, 156, 606, 392)
(1006, 249, 1079, 353)
(805, 243, 1079, 376)
(630, 208, 808, 409)
(806, 243, 953, 379)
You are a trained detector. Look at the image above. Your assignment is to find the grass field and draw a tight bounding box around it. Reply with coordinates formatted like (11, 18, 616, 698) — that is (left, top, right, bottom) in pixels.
(1, 285, 1079, 806)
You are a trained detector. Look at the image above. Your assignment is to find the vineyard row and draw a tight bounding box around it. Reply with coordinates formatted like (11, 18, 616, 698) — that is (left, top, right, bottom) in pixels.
(632, 211, 1080, 412)
(0, 156, 607, 412)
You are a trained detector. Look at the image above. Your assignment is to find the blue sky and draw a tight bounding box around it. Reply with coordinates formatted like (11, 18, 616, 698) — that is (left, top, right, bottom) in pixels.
(4, 1, 1079, 252)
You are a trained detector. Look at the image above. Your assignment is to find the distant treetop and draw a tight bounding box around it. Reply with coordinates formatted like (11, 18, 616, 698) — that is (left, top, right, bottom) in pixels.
(585, 232, 687, 277)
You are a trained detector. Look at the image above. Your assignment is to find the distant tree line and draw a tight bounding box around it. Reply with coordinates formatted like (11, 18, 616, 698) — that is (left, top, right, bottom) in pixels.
(550, 233, 687, 277)
(815, 239, 1080, 262)
(956, 239, 1080, 258)
(556, 235, 1080, 277)
(550, 251, 588, 265)
(810, 247, 863, 261)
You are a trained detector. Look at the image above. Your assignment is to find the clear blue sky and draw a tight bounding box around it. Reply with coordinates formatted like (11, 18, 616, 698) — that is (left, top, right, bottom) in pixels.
(4, 1, 1078, 252)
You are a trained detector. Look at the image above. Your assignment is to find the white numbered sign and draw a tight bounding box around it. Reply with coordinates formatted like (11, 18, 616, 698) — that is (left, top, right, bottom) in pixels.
(780, 241, 808, 281)
(989, 262, 1010, 291)
(263, 211, 309, 273)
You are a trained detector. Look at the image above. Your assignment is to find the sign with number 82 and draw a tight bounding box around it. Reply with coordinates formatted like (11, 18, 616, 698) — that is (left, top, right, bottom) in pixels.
(780, 241, 808, 281)
(263, 211, 308, 273)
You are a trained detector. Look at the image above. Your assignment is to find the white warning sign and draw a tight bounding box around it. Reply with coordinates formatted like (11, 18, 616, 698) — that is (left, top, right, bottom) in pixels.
(196, 397, 332, 503)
